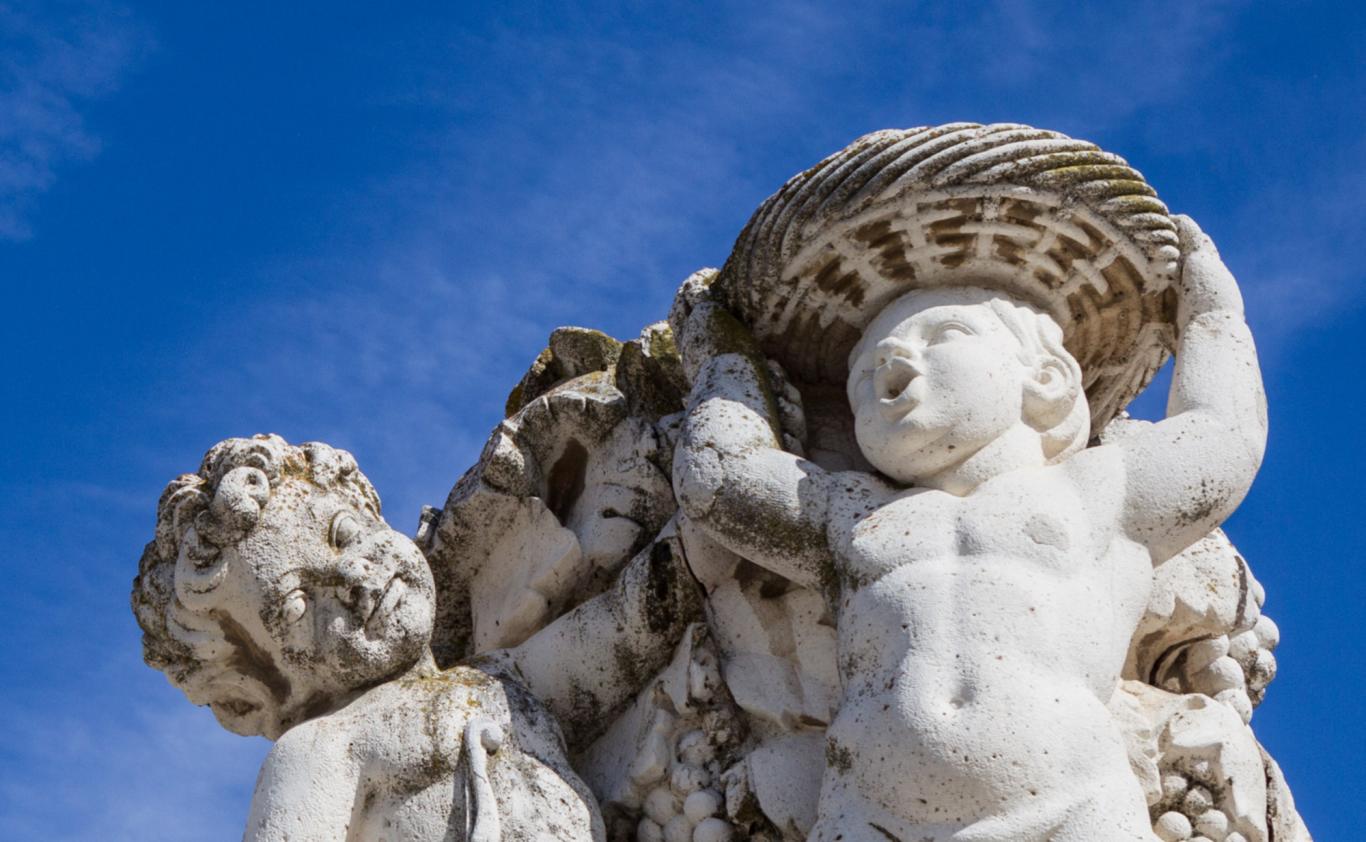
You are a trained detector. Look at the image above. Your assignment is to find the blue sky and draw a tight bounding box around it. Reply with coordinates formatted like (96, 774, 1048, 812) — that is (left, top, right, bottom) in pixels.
(1, 2, 1362, 839)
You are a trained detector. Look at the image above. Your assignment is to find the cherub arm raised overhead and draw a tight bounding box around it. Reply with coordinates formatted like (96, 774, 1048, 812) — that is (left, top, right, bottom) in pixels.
(671, 296, 835, 591)
(1115, 216, 1269, 563)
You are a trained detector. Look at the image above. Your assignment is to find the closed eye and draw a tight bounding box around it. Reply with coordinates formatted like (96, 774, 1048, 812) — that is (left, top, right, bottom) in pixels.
(930, 322, 973, 343)
(329, 511, 362, 549)
(281, 589, 308, 624)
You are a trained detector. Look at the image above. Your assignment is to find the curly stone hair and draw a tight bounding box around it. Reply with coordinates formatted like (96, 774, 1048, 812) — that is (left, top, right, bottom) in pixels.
(131, 434, 381, 687)
(983, 295, 1090, 461)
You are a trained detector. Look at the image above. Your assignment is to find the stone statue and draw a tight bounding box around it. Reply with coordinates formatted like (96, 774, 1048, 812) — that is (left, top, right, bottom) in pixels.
(131, 122, 1309, 842)
(131, 434, 697, 841)
(666, 124, 1306, 841)
(674, 248, 1256, 839)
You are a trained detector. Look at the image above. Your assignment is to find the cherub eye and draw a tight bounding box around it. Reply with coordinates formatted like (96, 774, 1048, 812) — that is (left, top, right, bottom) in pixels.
(281, 589, 308, 624)
(329, 512, 362, 549)
(931, 323, 972, 343)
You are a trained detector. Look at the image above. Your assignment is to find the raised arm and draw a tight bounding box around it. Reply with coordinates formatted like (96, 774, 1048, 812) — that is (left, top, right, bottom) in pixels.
(244, 720, 360, 842)
(1119, 216, 1268, 562)
(504, 527, 702, 751)
(671, 292, 835, 591)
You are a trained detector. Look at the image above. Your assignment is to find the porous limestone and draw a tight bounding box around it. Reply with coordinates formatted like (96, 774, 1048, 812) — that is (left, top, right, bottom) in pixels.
(133, 122, 1309, 841)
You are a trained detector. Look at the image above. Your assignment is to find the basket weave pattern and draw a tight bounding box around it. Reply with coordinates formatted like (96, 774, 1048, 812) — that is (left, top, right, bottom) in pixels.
(717, 123, 1183, 431)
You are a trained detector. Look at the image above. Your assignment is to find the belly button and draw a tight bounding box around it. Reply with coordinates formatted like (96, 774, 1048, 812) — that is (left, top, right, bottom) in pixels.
(949, 684, 976, 709)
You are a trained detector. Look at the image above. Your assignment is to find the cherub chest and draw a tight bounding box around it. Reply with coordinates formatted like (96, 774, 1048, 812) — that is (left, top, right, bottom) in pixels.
(836, 481, 1090, 586)
(954, 487, 1087, 563)
(835, 492, 956, 583)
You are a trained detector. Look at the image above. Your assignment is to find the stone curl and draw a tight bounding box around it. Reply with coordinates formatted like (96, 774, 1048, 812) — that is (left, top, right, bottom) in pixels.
(131, 434, 381, 686)
(981, 295, 1090, 461)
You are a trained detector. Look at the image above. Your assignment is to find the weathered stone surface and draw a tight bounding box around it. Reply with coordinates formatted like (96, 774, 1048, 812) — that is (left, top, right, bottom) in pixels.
(423, 336, 682, 667)
(670, 126, 1302, 841)
(712, 123, 1182, 433)
(132, 123, 1308, 841)
(131, 435, 605, 840)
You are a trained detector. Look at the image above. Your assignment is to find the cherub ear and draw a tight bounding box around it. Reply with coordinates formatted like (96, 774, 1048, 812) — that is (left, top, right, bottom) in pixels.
(1022, 355, 1078, 430)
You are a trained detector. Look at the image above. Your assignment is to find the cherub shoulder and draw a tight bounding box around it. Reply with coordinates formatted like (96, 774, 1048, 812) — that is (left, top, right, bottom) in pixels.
(262, 708, 361, 779)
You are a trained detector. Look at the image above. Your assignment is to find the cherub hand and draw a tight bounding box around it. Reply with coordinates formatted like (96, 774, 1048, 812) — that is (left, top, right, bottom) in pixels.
(670, 286, 809, 456)
(669, 269, 773, 387)
(765, 358, 808, 456)
(1173, 214, 1246, 328)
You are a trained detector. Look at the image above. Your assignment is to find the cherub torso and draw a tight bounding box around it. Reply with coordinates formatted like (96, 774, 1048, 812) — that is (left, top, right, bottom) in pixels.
(320, 666, 594, 841)
(336, 667, 496, 841)
(822, 449, 1154, 828)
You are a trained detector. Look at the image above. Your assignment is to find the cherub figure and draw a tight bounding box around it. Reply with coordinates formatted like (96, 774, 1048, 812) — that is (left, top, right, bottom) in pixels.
(671, 130, 1267, 840)
(132, 434, 696, 841)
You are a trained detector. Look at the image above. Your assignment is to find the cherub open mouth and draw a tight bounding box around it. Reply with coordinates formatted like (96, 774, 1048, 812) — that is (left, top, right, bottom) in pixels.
(875, 357, 920, 419)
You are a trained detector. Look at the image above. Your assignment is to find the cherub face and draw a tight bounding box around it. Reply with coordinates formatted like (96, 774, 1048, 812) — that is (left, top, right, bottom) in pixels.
(847, 288, 1034, 485)
(196, 478, 435, 738)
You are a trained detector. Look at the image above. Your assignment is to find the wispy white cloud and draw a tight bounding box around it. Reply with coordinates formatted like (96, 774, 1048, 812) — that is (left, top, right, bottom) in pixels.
(0, 1, 150, 239)
(889, 0, 1249, 131)
(172, 0, 867, 523)
(1236, 164, 1366, 347)
(0, 690, 266, 842)
(1179, 90, 1366, 349)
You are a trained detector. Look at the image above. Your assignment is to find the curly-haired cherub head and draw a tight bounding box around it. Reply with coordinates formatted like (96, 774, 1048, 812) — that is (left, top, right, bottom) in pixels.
(131, 434, 436, 739)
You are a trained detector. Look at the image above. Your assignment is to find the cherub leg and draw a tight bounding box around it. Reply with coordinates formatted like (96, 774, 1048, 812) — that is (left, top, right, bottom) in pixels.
(1042, 785, 1159, 842)
(952, 781, 1159, 842)
(807, 769, 1159, 842)
(807, 775, 932, 842)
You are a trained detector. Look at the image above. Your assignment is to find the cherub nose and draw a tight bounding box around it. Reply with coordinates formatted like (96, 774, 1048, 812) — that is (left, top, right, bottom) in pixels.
(344, 584, 380, 619)
(336, 558, 381, 615)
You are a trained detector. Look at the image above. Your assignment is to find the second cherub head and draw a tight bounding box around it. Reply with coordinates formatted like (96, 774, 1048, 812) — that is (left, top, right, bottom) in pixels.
(131, 434, 436, 739)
